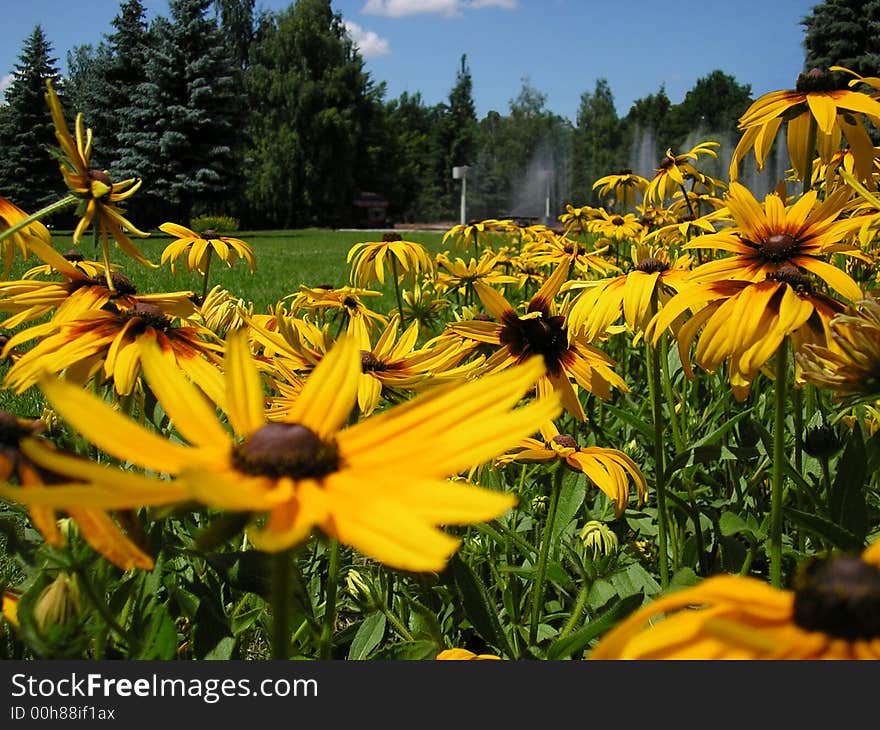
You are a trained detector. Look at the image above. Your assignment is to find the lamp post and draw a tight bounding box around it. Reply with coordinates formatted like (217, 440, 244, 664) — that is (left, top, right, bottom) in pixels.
(452, 165, 470, 225)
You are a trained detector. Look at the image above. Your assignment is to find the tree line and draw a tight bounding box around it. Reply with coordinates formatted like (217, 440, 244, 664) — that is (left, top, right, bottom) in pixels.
(0, 0, 869, 229)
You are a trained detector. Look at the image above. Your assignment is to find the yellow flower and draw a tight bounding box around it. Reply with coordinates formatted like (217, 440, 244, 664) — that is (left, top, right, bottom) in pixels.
(592, 170, 649, 211)
(347, 233, 434, 289)
(590, 543, 880, 659)
(2, 303, 223, 397)
(0, 410, 153, 570)
(683, 182, 866, 302)
(565, 244, 694, 342)
(446, 260, 628, 420)
(159, 222, 256, 276)
(1, 334, 560, 572)
(442, 218, 514, 254)
(434, 252, 519, 298)
(0, 196, 53, 279)
(495, 420, 646, 516)
(730, 66, 880, 185)
(797, 294, 880, 401)
(44, 80, 153, 271)
(435, 648, 501, 660)
(579, 520, 619, 556)
(558, 204, 603, 238)
(197, 285, 254, 337)
(644, 142, 720, 207)
(286, 284, 387, 348)
(587, 210, 644, 242)
(647, 269, 846, 401)
(2, 589, 21, 628)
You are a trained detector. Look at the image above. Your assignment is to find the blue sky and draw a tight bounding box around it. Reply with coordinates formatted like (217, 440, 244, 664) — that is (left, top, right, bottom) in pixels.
(2, 0, 817, 122)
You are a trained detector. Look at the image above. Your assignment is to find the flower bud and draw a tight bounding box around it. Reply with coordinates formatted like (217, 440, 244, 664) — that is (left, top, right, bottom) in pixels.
(32, 573, 81, 632)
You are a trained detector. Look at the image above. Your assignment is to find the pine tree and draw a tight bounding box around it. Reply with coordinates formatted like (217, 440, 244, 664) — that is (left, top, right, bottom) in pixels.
(120, 0, 244, 223)
(0, 25, 64, 212)
(802, 0, 880, 78)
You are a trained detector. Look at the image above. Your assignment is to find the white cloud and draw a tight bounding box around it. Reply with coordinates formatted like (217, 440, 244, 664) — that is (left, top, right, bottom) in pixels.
(362, 0, 517, 18)
(345, 21, 391, 58)
(0, 74, 13, 102)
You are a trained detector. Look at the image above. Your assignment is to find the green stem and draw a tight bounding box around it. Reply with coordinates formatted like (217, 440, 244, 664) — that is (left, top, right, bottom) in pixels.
(529, 464, 564, 646)
(319, 539, 340, 660)
(659, 333, 685, 454)
(647, 339, 669, 590)
(0, 194, 77, 243)
(271, 549, 292, 660)
(201, 246, 214, 301)
(770, 342, 789, 588)
(802, 116, 818, 196)
(389, 255, 405, 326)
(73, 564, 138, 654)
(557, 583, 591, 643)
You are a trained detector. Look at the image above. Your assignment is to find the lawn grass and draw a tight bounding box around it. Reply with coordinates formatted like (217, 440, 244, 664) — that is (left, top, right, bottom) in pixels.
(41, 227, 449, 313)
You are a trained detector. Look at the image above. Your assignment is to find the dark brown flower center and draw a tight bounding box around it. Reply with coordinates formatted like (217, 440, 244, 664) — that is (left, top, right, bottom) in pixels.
(551, 434, 578, 449)
(611, 216, 625, 226)
(768, 264, 813, 293)
(201, 229, 218, 239)
(88, 169, 112, 187)
(232, 423, 341, 480)
(793, 555, 880, 639)
(79, 271, 137, 296)
(636, 257, 669, 274)
(759, 233, 799, 262)
(382, 232, 402, 242)
(360, 350, 386, 372)
(499, 311, 569, 377)
(123, 302, 171, 333)
(343, 296, 358, 309)
(795, 67, 845, 93)
(0, 411, 38, 445)
(474, 312, 494, 322)
(64, 250, 84, 262)
(659, 155, 676, 170)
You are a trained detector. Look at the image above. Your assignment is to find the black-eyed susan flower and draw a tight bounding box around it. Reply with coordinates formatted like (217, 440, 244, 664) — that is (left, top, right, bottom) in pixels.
(287, 284, 387, 348)
(442, 218, 514, 255)
(565, 244, 694, 342)
(590, 543, 880, 659)
(558, 204, 603, 238)
(647, 268, 846, 401)
(22, 248, 114, 281)
(682, 182, 866, 302)
(44, 80, 153, 278)
(447, 260, 628, 420)
(495, 419, 646, 517)
(730, 67, 880, 186)
(592, 170, 649, 212)
(797, 294, 880, 401)
(0, 196, 53, 279)
(434, 252, 519, 304)
(347, 233, 435, 289)
(587, 210, 644, 242)
(2, 303, 223, 398)
(644, 142, 721, 208)
(159, 223, 256, 298)
(0, 411, 153, 571)
(197, 285, 254, 338)
(435, 648, 501, 660)
(0, 333, 561, 573)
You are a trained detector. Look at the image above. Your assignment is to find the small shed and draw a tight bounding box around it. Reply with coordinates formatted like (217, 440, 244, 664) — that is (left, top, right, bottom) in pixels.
(351, 192, 390, 228)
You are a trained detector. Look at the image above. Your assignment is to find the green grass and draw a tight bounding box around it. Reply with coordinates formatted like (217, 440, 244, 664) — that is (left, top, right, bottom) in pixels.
(43, 228, 448, 313)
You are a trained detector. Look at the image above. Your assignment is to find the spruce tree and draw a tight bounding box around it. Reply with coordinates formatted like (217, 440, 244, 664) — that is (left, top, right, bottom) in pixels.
(802, 0, 880, 78)
(0, 25, 64, 212)
(437, 55, 478, 216)
(120, 0, 243, 224)
(571, 79, 624, 205)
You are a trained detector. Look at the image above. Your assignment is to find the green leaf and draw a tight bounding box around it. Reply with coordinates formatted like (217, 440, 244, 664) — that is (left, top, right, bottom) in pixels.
(719, 511, 759, 540)
(447, 554, 514, 658)
(783, 506, 863, 551)
(602, 403, 654, 440)
(830, 424, 868, 542)
(203, 636, 236, 660)
(192, 598, 234, 660)
(663, 445, 759, 482)
(370, 640, 440, 660)
(136, 605, 178, 660)
(347, 611, 386, 660)
(551, 472, 587, 548)
(546, 593, 643, 659)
